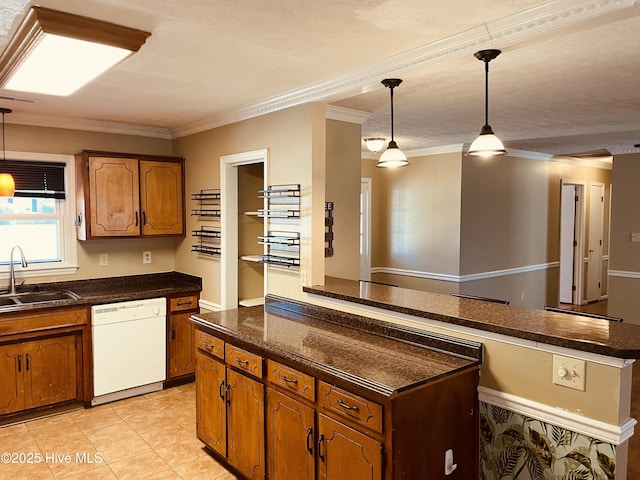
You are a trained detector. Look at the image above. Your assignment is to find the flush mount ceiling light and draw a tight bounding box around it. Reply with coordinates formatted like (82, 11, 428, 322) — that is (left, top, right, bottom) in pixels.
(364, 137, 386, 153)
(0, 6, 151, 96)
(467, 49, 507, 158)
(0, 107, 15, 197)
(377, 79, 409, 168)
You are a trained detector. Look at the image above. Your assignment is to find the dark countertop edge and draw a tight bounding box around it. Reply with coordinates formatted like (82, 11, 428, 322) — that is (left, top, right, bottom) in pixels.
(264, 295, 483, 362)
(0, 272, 202, 316)
(302, 284, 639, 359)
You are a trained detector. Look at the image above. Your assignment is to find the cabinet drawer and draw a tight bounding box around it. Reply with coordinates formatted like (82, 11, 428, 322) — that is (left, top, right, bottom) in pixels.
(196, 330, 224, 359)
(225, 344, 262, 379)
(267, 360, 315, 401)
(318, 382, 383, 433)
(170, 295, 198, 312)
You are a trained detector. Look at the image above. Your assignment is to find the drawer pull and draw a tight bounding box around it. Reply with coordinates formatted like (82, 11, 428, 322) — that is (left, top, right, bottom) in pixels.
(177, 300, 193, 307)
(281, 374, 298, 385)
(203, 341, 214, 350)
(337, 398, 359, 412)
(306, 427, 313, 454)
(235, 357, 250, 366)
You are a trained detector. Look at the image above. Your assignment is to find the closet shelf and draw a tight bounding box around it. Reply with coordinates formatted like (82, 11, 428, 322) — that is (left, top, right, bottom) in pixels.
(239, 297, 265, 307)
(240, 254, 263, 263)
(257, 209, 300, 219)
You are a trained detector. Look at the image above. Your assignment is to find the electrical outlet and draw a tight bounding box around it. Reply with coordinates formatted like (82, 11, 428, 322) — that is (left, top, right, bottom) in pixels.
(552, 354, 586, 391)
(99, 253, 109, 267)
(631, 233, 640, 242)
(143, 251, 152, 264)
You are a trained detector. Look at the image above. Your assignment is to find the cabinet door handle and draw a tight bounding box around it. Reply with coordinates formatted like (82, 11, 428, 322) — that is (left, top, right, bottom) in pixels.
(337, 398, 359, 412)
(280, 374, 298, 385)
(171, 325, 176, 340)
(135, 211, 139, 226)
(142, 211, 147, 225)
(219, 380, 225, 400)
(235, 357, 250, 366)
(225, 384, 231, 405)
(317, 433, 325, 462)
(17, 354, 21, 373)
(306, 427, 313, 454)
(25, 353, 30, 371)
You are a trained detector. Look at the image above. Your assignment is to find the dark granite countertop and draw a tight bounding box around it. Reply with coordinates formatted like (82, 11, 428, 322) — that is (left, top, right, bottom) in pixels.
(303, 277, 640, 359)
(191, 296, 482, 398)
(0, 272, 201, 316)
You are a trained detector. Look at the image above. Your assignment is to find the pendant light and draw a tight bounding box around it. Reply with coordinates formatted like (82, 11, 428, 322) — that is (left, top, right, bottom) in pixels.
(376, 79, 409, 168)
(467, 49, 506, 158)
(0, 108, 15, 197)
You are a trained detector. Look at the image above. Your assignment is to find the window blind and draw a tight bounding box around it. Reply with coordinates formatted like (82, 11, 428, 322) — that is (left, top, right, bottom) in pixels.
(2, 160, 66, 199)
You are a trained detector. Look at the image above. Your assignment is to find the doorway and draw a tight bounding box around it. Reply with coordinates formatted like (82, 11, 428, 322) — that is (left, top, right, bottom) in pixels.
(220, 149, 268, 310)
(559, 180, 585, 305)
(360, 178, 372, 281)
(586, 182, 605, 302)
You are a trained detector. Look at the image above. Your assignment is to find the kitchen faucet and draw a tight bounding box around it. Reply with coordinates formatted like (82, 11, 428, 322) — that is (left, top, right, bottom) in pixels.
(8, 245, 28, 295)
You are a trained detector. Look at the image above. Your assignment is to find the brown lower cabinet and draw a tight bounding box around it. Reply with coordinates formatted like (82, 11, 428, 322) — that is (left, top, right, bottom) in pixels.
(195, 336, 265, 480)
(195, 323, 480, 480)
(0, 334, 78, 415)
(0, 306, 88, 418)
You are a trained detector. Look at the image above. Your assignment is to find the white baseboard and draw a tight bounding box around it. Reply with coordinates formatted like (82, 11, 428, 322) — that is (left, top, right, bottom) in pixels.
(479, 386, 636, 445)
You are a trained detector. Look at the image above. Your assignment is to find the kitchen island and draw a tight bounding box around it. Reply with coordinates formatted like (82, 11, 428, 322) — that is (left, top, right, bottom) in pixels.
(191, 295, 483, 479)
(303, 277, 639, 479)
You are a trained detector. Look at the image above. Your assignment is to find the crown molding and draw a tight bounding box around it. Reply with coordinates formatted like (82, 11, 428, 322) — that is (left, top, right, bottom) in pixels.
(551, 155, 613, 169)
(171, 0, 638, 139)
(326, 105, 370, 124)
(506, 148, 555, 161)
(6, 112, 172, 139)
(406, 144, 466, 158)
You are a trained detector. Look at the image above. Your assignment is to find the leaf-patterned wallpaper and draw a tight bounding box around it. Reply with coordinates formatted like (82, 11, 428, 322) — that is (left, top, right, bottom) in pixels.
(480, 402, 617, 480)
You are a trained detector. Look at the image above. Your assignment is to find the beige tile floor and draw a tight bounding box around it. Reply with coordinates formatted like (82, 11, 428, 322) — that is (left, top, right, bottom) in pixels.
(0, 383, 237, 480)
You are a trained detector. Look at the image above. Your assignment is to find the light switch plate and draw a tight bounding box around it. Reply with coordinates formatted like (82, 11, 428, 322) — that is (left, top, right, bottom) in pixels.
(552, 354, 586, 391)
(99, 253, 108, 267)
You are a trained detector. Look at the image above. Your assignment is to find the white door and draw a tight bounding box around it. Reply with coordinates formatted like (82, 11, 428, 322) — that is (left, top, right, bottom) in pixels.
(586, 183, 604, 302)
(360, 178, 372, 281)
(559, 184, 577, 304)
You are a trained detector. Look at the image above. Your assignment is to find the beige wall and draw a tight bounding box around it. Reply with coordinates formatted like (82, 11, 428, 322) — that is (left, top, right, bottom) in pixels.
(172, 103, 326, 305)
(324, 119, 361, 280)
(363, 150, 612, 308)
(609, 153, 640, 324)
(4, 124, 177, 283)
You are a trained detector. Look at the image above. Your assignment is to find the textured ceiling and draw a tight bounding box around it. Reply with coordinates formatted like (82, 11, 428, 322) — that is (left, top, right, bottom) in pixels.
(0, 0, 639, 157)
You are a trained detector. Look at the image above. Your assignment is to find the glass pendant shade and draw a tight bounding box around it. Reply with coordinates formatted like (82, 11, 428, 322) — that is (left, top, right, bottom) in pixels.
(467, 49, 506, 158)
(468, 125, 506, 158)
(376, 78, 409, 168)
(0, 173, 15, 196)
(377, 140, 409, 168)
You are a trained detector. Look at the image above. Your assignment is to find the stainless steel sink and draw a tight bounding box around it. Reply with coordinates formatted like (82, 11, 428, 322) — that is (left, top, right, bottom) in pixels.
(0, 290, 79, 308)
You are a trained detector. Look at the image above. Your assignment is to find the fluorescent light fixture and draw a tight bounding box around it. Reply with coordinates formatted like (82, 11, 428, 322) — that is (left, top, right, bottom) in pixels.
(0, 6, 150, 96)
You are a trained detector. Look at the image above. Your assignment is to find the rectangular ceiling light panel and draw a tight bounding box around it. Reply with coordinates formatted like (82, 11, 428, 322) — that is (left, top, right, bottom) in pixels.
(0, 6, 150, 96)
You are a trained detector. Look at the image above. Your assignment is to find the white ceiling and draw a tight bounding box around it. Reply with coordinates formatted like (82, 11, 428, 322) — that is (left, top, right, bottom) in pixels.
(1, 0, 639, 157)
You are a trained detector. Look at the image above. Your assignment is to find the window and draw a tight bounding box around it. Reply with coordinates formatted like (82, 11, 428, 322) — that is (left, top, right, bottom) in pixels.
(0, 152, 77, 279)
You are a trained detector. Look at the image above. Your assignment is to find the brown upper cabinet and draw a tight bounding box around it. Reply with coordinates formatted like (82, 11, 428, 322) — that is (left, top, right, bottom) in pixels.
(75, 151, 185, 239)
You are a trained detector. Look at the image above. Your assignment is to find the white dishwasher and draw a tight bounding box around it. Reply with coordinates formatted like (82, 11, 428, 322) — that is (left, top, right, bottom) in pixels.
(91, 297, 166, 406)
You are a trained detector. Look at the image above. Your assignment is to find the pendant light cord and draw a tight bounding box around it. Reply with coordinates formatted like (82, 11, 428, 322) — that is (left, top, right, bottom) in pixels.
(484, 60, 490, 127)
(389, 86, 395, 141)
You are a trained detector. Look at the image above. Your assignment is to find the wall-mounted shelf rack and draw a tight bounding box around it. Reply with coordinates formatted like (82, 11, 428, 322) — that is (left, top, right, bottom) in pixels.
(325, 201, 334, 257)
(258, 231, 300, 247)
(260, 254, 300, 268)
(257, 184, 300, 218)
(191, 226, 221, 256)
(191, 188, 221, 217)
